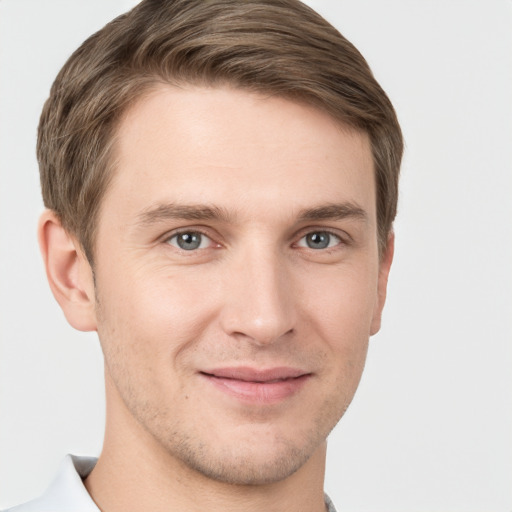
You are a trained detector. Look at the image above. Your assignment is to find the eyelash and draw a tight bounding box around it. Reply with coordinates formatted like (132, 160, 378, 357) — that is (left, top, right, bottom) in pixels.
(295, 230, 345, 251)
(163, 228, 349, 253)
(165, 230, 218, 251)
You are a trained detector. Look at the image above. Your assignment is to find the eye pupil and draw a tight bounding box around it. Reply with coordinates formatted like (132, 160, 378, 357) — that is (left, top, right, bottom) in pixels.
(306, 232, 330, 249)
(177, 232, 202, 250)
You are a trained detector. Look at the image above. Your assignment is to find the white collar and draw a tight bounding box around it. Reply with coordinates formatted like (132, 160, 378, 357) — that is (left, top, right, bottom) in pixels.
(5, 455, 99, 512)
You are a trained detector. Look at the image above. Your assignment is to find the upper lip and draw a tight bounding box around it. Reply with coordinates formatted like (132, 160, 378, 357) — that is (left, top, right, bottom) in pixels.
(201, 366, 309, 383)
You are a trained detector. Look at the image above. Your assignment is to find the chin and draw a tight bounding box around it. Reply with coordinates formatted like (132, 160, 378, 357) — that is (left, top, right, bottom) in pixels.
(160, 422, 328, 486)
(178, 443, 313, 485)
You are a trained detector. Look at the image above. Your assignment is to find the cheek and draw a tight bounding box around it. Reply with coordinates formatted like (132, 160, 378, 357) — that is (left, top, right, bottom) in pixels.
(294, 266, 376, 400)
(94, 273, 200, 416)
(95, 265, 220, 367)
(301, 262, 379, 344)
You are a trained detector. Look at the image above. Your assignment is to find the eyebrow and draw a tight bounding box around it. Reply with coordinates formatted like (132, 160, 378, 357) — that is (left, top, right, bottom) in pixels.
(135, 201, 368, 227)
(135, 203, 233, 227)
(297, 203, 368, 223)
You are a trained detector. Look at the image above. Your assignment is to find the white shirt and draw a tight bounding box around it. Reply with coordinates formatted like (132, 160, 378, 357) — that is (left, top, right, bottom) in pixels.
(3, 455, 338, 512)
(3, 455, 98, 512)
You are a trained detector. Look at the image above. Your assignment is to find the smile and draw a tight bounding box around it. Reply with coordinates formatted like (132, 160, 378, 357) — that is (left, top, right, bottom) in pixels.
(200, 367, 312, 403)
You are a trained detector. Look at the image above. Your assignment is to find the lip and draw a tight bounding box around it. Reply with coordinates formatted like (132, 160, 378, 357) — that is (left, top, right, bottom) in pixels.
(200, 366, 311, 403)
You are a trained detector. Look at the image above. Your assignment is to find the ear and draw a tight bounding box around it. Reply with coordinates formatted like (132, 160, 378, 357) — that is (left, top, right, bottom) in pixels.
(370, 232, 395, 336)
(38, 210, 97, 332)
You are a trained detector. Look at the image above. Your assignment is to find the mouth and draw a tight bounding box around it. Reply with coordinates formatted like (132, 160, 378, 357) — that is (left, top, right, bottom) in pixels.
(199, 366, 312, 403)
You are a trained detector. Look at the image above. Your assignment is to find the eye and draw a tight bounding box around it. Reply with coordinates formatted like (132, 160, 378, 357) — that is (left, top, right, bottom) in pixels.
(297, 231, 342, 250)
(167, 231, 213, 251)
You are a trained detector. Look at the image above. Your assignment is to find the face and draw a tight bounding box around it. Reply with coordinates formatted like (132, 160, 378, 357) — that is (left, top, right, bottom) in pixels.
(90, 85, 391, 485)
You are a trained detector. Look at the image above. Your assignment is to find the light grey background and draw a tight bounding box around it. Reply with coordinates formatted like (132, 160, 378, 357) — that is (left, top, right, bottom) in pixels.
(1, 1, 511, 510)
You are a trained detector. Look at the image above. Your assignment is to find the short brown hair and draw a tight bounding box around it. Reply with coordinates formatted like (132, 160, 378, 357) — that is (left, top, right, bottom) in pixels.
(38, 0, 403, 263)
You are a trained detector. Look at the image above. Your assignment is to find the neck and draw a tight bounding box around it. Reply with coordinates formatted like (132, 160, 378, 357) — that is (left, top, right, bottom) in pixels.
(85, 379, 328, 512)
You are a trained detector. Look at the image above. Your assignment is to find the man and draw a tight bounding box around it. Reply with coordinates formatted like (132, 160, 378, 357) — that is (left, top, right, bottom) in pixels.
(5, 0, 402, 510)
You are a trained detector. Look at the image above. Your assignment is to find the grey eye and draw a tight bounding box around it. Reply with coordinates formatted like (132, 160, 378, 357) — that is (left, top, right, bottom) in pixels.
(298, 231, 341, 250)
(168, 232, 210, 250)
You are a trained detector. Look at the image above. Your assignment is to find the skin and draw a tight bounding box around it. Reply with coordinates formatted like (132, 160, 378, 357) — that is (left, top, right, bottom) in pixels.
(39, 85, 393, 512)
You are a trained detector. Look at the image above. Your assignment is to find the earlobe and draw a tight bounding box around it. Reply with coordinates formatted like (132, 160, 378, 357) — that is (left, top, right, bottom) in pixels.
(38, 210, 97, 332)
(370, 233, 395, 336)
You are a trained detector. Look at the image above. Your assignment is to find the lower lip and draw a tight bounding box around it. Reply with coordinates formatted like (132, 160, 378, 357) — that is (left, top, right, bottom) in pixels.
(202, 374, 310, 403)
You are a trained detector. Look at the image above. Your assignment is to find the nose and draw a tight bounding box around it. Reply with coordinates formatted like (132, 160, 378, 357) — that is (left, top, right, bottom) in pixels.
(219, 248, 296, 346)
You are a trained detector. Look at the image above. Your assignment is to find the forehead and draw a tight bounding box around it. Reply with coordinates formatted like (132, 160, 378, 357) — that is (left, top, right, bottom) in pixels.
(105, 85, 375, 225)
